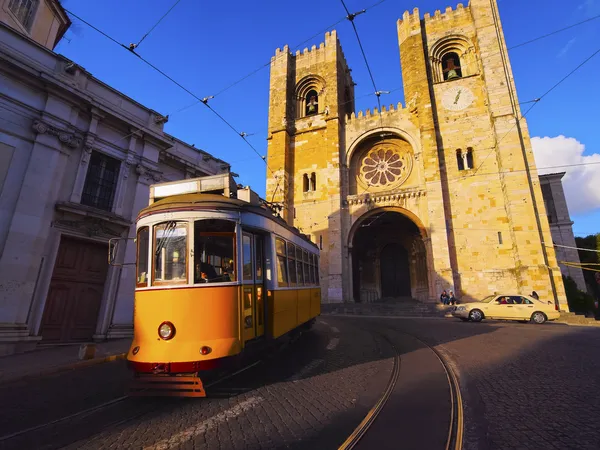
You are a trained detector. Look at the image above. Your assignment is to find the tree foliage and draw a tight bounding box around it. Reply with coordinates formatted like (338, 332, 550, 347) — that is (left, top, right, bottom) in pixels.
(574, 234, 600, 300)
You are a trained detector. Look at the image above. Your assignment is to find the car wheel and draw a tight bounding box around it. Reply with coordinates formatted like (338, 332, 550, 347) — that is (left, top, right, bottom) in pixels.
(531, 311, 547, 324)
(469, 309, 483, 322)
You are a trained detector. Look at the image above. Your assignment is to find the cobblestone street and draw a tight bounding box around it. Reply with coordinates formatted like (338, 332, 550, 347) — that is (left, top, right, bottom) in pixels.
(0, 317, 599, 449)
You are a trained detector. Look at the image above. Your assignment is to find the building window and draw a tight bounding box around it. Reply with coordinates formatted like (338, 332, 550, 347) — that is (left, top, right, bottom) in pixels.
(303, 172, 317, 192)
(8, 0, 39, 31)
(456, 148, 474, 171)
(442, 52, 462, 80)
(466, 147, 474, 169)
(305, 90, 319, 116)
(81, 151, 120, 211)
(430, 36, 476, 83)
(456, 149, 464, 171)
(295, 76, 325, 119)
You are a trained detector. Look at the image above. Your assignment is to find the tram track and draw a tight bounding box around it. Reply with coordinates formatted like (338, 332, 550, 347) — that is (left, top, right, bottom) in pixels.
(0, 359, 263, 446)
(337, 328, 464, 450)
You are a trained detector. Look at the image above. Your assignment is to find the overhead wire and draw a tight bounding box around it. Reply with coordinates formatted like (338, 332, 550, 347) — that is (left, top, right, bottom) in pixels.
(54, 4, 600, 224)
(63, 7, 290, 207)
(131, 0, 183, 50)
(508, 13, 600, 50)
(471, 42, 600, 176)
(173, 0, 388, 116)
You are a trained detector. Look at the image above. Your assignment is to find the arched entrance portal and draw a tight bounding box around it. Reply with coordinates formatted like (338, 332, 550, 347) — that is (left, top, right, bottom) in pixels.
(351, 210, 429, 302)
(380, 243, 411, 297)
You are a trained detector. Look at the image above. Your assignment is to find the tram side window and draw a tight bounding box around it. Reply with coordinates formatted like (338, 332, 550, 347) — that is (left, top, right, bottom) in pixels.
(288, 243, 297, 286)
(276, 237, 288, 287)
(154, 221, 187, 284)
(296, 246, 304, 286)
(314, 255, 319, 285)
(136, 227, 149, 287)
(194, 219, 236, 283)
(242, 234, 253, 281)
(303, 250, 310, 286)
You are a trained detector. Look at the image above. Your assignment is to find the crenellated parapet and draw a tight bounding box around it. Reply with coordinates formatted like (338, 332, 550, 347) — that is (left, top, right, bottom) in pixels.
(398, 3, 472, 45)
(271, 30, 348, 71)
(422, 2, 468, 23)
(345, 102, 418, 138)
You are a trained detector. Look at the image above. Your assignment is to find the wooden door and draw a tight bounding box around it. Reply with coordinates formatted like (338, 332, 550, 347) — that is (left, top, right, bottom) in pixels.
(40, 237, 108, 342)
(380, 243, 411, 298)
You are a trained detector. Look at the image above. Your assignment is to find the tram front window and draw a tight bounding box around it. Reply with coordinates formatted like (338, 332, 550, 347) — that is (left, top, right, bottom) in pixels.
(194, 219, 236, 283)
(154, 221, 188, 284)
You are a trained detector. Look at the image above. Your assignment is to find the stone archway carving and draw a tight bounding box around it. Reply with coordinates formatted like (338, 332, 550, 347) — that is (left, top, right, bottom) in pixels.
(347, 207, 433, 303)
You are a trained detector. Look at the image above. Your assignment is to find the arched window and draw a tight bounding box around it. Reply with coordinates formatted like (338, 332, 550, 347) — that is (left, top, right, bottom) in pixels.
(456, 149, 465, 171)
(295, 76, 325, 119)
(442, 52, 462, 80)
(310, 172, 316, 191)
(305, 89, 319, 116)
(466, 147, 474, 169)
(429, 36, 477, 84)
(303, 173, 309, 192)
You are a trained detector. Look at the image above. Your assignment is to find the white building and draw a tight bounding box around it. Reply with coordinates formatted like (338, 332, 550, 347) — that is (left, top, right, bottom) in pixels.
(0, 0, 230, 355)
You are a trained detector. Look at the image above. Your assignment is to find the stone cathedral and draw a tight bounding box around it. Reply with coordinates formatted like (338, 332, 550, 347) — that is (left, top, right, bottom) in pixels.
(265, 0, 569, 309)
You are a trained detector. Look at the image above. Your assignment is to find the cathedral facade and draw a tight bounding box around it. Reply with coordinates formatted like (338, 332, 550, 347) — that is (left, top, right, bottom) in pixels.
(265, 0, 569, 309)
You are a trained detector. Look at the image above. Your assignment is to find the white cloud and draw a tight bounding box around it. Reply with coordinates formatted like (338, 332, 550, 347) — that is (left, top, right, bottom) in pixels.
(557, 37, 577, 58)
(531, 135, 600, 214)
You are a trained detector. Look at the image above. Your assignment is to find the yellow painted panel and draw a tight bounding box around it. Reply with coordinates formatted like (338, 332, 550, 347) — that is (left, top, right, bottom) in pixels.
(128, 286, 241, 363)
(297, 289, 311, 325)
(271, 289, 298, 338)
(310, 288, 321, 318)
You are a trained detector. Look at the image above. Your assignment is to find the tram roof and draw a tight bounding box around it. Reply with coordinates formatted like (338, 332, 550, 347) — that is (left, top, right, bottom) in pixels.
(137, 193, 318, 249)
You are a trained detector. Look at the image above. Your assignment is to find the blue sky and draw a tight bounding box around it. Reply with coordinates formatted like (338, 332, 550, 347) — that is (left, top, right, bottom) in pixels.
(57, 0, 599, 237)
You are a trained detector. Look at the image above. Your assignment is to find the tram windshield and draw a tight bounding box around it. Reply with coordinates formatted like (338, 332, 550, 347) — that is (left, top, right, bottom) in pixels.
(154, 221, 188, 284)
(194, 219, 236, 283)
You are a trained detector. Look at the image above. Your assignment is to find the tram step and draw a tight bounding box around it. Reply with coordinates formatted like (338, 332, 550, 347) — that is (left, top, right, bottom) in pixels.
(129, 374, 206, 397)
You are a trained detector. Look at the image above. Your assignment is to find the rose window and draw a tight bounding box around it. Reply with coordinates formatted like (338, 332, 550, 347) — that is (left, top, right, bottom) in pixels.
(359, 147, 412, 188)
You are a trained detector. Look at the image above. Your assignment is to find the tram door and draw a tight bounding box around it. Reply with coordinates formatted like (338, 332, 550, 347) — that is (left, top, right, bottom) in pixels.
(242, 233, 265, 342)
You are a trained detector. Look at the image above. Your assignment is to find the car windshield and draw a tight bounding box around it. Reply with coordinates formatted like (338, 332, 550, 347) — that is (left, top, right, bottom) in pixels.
(479, 295, 497, 303)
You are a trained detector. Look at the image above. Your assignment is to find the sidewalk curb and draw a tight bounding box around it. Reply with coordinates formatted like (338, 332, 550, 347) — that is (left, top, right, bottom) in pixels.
(0, 352, 127, 386)
(321, 313, 448, 320)
(323, 313, 600, 327)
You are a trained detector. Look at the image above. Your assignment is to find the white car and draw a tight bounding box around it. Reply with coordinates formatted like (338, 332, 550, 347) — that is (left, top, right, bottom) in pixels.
(451, 294, 560, 324)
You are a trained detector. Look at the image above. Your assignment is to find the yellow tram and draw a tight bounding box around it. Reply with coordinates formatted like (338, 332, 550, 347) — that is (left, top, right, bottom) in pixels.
(120, 174, 320, 397)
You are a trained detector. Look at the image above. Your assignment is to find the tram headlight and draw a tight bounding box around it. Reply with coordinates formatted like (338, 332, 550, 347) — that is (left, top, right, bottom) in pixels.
(158, 321, 175, 340)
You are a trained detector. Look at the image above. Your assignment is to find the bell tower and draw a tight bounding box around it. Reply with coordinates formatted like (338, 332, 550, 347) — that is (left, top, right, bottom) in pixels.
(397, 0, 567, 307)
(265, 31, 355, 302)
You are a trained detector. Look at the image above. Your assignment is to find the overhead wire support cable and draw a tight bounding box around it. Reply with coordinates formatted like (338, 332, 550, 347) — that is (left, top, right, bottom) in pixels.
(508, 13, 600, 50)
(130, 0, 183, 50)
(471, 43, 600, 177)
(62, 7, 282, 204)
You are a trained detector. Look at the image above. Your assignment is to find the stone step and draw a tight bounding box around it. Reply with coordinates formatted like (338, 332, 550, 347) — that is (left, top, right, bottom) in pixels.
(556, 311, 600, 326)
(321, 302, 453, 318)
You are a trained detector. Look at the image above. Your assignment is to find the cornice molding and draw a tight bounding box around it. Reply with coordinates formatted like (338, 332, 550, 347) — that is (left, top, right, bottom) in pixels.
(31, 119, 82, 148)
